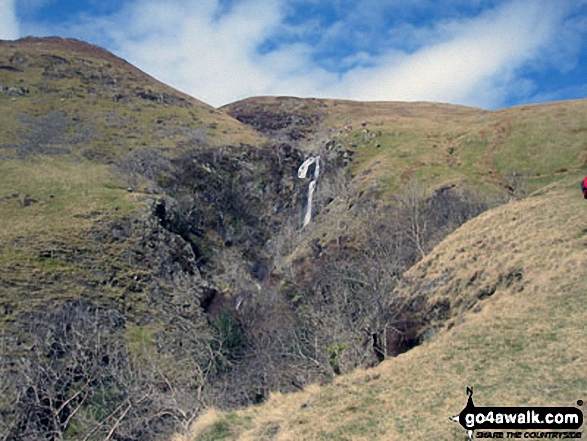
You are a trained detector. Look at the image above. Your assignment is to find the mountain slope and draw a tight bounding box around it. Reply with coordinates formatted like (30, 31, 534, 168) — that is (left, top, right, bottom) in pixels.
(224, 96, 587, 194)
(224, 96, 587, 278)
(0, 36, 278, 320)
(1, 36, 587, 441)
(187, 177, 587, 441)
(1, 36, 264, 159)
(0, 37, 302, 440)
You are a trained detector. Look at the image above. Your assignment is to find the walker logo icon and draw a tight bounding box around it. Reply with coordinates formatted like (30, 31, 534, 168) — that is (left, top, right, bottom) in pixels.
(449, 388, 583, 440)
(449, 387, 476, 441)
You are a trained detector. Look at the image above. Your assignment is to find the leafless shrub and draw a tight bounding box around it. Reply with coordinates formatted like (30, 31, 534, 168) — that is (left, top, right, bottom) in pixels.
(505, 169, 530, 198)
(1, 301, 210, 441)
(115, 148, 173, 190)
(394, 179, 429, 259)
(206, 288, 328, 408)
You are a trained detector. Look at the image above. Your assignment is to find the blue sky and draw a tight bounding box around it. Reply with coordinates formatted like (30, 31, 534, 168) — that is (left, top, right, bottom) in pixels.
(2, 0, 587, 109)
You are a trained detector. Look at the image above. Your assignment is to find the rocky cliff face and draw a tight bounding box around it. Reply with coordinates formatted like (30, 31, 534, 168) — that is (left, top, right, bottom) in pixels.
(0, 136, 318, 439)
(222, 96, 329, 142)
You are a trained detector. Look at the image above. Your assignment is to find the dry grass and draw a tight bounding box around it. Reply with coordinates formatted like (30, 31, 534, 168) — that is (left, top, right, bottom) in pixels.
(188, 176, 587, 441)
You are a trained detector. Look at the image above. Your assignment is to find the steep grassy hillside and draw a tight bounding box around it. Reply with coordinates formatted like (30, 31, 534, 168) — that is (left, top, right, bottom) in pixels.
(1, 37, 263, 158)
(186, 176, 587, 441)
(0, 37, 279, 325)
(0, 36, 271, 315)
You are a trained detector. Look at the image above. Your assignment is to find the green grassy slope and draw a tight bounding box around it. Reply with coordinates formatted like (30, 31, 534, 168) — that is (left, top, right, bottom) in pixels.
(224, 97, 587, 195)
(1, 37, 264, 159)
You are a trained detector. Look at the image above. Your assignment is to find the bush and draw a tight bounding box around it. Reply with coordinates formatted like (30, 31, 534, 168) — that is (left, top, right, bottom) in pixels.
(210, 309, 245, 370)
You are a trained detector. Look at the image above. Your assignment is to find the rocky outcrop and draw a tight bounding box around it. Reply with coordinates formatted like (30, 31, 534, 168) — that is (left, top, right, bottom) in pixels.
(222, 97, 328, 141)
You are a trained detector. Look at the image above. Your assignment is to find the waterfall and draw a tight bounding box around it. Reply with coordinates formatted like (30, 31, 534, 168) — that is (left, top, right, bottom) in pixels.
(298, 156, 320, 227)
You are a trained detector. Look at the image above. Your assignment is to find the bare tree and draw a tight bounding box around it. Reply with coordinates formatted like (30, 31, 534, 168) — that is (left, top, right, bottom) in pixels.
(394, 179, 429, 259)
(505, 169, 530, 198)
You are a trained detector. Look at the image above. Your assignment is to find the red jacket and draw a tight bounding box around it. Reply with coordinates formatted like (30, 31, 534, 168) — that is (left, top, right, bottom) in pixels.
(582, 177, 587, 199)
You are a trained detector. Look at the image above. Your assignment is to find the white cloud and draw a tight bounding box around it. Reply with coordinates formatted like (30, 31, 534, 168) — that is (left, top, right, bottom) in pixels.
(332, 0, 565, 108)
(25, 0, 587, 108)
(101, 0, 289, 105)
(0, 0, 20, 40)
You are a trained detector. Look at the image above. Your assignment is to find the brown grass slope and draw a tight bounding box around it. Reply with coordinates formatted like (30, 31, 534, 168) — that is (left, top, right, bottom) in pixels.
(186, 176, 587, 441)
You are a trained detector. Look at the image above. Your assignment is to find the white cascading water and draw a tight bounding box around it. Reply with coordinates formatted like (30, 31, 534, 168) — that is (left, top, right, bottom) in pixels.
(298, 156, 320, 227)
